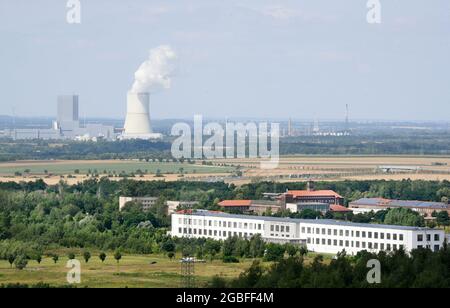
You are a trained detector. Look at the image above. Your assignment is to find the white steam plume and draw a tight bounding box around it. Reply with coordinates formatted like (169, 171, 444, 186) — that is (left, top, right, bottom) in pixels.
(130, 45, 177, 93)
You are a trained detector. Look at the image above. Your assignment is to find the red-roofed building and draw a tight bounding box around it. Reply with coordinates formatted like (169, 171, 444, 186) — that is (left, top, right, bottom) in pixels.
(218, 200, 253, 212)
(330, 204, 352, 213)
(284, 190, 344, 205)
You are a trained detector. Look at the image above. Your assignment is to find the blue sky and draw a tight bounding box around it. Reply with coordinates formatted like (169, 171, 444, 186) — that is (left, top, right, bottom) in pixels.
(1, 0, 450, 120)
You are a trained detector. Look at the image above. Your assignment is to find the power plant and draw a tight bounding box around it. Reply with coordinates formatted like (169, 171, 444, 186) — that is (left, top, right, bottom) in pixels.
(122, 92, 162, 140)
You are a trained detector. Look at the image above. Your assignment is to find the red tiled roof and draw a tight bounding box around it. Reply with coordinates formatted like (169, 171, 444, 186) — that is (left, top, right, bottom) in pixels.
(218, 200, 252, 207)
(330, 204, 352, 212)
(286, 190, 343, 199)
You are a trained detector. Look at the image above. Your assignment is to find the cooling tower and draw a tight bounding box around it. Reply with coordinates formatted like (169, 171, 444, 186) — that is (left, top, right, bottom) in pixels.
(124, 92, 153, 136)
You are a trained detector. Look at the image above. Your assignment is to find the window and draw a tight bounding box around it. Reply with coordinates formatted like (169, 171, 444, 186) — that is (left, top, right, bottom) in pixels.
(434, 234, 440, 241)
(276, 225, 280, 232)
(356, 241, 360, 248)
(322, 239, 326, 245)
(368, 232, 372, 239)
(234, 222, 237, 228)
(374, 243, 378, 250)
(322, 228, 326, 235)
(316, 238, 320, 245)
(345, 241, 349, 247)
(380, 243, 384, 250)
(270, 225, 274, 232)
(328, 239, 332, 245)
(387, 233, 391, 240)
(345, 230, 349, 237)
(426, 234, 431, 242)
(307, 227, 311, 234)
(393, 234, 397, 241)
(333, 240, 337, 246)
(334, 229, 337, 236)
(302, 227, 305, 233)
(380, 233, 384, 240)
(399, 234, 404, 241)
(393, 244, 397, 251)
(368, 242, 373, 249)
(316, 228, 320, 234)
(328, 229, 332, 235)
(281, 226, 285, 232)
(339, 230, 343, 236)
(434, 245, 440, 252)
(339, 240, 343, 246)
(362, 232, 366, 238)
(362, 242, 366, 249)
(179, 228, 182, 233)
(356, 231, 360, 238)
(417, 234, 423, 242)
(387, 244, 391, 251)
(286, 226, 290, 233)
(374, 232, 378, 239)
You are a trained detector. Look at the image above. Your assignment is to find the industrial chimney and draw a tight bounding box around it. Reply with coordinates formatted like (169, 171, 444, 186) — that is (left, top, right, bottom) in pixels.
(123, 92, 155, 139)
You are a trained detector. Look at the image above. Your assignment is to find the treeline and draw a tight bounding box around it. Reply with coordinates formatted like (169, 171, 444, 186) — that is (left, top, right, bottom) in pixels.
(280, 132, 450, 155)
(212, 245, 450, 288)
(0, 139, 172, 161)
(0, 178, 449, 254)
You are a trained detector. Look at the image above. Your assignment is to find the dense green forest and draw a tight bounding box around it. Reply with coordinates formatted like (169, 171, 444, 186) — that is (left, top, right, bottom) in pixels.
(3, 129, 450, 161)
(212, 246, 450, 288)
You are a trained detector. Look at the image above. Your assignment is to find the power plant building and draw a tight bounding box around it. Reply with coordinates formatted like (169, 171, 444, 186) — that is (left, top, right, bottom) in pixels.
(4, 95, 115, 141)
(122, 92, 162, 140)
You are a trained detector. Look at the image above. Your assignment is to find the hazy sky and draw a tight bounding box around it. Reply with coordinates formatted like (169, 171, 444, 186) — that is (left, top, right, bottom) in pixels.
(1, 0, 450, 120)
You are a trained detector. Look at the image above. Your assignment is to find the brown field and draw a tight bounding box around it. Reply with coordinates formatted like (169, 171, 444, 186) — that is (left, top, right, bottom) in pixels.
(1, 156, 450, 185)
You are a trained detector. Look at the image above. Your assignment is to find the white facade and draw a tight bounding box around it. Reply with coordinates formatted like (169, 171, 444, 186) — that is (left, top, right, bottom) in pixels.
(171, 211, 446, 255)
(119, 196, 159, 211)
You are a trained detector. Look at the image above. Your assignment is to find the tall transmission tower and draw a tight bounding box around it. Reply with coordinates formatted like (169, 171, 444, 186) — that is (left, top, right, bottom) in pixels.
(180, 206, 195, 288)
(345, 104, 349, 132)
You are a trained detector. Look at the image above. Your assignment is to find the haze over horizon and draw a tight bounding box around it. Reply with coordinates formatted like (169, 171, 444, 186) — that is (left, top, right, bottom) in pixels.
(1, 0, 449, 121)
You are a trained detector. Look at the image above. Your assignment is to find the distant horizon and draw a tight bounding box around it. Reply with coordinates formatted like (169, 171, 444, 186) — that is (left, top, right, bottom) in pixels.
(1, 114, 450, 124)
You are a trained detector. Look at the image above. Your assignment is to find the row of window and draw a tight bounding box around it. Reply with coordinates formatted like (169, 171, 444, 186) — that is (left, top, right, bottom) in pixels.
(269, 224, 291, 233)
(302, 226, 405, 241)
(417, 234, 440, 242)
(179, 218, 263, 230)
(308, 237, 405, 251)
(178, 227, 258, 239)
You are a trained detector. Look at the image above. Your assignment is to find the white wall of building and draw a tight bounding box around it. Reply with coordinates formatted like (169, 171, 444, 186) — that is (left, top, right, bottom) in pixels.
(171, 212, 445, 255)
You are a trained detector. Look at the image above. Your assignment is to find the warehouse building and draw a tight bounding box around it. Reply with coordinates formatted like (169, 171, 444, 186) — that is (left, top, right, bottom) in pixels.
(171, 210, 445, 255)
(349, 198, 450, 216)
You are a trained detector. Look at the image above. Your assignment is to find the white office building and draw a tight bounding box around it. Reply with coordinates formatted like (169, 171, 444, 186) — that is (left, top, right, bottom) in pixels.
(171, 211, 446, 255)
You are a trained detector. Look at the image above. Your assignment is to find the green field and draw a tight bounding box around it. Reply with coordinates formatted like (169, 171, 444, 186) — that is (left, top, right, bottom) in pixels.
(0, 253, 255, 288)
(0, 161, 235, 176)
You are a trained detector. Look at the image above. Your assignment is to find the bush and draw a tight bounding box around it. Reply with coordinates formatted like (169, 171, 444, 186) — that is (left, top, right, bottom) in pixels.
(223, 256, 239, 263)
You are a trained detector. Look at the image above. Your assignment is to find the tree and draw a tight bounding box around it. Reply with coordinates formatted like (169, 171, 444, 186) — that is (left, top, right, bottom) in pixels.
(249, 235, 265, 258)
(52, 254, 59, 264)
(114, 251, 122, 264)
(7, 254, 15, 268)
(264, 243, 285, 262)
(384, 208, 425, 227)
(99, 252, 107, 263)
(285, 244, 298, 257)
(36, 254, 42, 264)
(68, 252, 75, 260)
(167, 252, 175, 260)
(14, 255, 28, 270)
(83, 251, 91, 263)
(299, 246, 308, 257)
(435, 211, 450, 226)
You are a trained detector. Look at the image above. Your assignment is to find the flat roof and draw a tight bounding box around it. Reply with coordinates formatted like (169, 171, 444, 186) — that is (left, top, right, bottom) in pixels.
(177, 210, 438, 232)
(351, 198, 449, 209)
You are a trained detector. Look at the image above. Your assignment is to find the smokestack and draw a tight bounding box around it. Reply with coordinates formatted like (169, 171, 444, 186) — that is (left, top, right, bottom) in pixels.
(124, 92, 152, 136)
